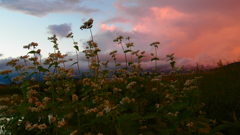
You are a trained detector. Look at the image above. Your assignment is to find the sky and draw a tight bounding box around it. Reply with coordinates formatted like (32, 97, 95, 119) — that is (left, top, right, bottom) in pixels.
(1, 0, 240, 82)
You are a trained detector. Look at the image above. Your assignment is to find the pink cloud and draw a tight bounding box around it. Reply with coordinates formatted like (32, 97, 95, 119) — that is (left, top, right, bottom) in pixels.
(115, 1, 239, 66)
(85, 0, 240, 71)
(100, 24, 117, 31)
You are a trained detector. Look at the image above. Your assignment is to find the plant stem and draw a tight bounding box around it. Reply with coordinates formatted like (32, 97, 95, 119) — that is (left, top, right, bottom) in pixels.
(114, 122, 122, 135)
(77, 111, 81, 135)
(120, 42, 127, 69)
(89, 28, 100, 82)
(76, 50, 81, 79)
(155, 47, 157, 72)
(71, 37, 81, 79)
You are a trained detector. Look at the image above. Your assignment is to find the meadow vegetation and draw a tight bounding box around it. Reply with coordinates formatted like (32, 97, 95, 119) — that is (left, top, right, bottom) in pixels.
(0, 18, 240, 135)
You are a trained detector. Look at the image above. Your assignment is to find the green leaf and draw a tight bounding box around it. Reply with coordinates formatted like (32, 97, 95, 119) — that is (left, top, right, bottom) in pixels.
(94, 49, 101, 54)
(208, 124, 231, 134)
(170, 100, 189, 111)
(27, 50, 36, 54)
(37, 66, 50, 72)
(138, 55, 145, 59)
(121, 121, 141, 135)
(170, 61, 175, 69)
(52, 91, 59, 99)
(91, 63, 99, 68)
(28, 71, 37, 79)
(151, 57, 159, 61)
(3, 76, 9, 80)
(124, 50, 131, 53)
(70, 62, 78, 67)
(88, 54, 95, 57)
(102, 70, 109, 76)
(141, 131, 155, 135)
(60, 130, 73, 135)
(130, 113, 142, 120)
(144, 112, 158, 119)
(16, 103, 27, 115)
(9, 113, 21, 125)
(48, 62, 56, 69)
(117, 113, 142, 123)
(94, 116, 111, 124)
(117, 114, 131, 123)
(157, 106, 164, 113)
(178, 109, 193, 121)
(128, 61, 133, 66)
(208, 122, 240, 134)
(159, 127, 177, 135)
(21, 81, 30, 100)
(74, 45, 79, 51)
(164, 113, 177, 122)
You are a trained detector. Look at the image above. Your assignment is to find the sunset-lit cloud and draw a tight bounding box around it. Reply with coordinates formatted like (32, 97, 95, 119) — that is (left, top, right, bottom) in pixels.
(105, 0, 240, 66)
(100, 24, 117, 31)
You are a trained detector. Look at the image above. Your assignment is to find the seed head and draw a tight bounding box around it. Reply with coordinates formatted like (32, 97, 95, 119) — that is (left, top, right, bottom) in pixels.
(80, 18, 94, 30)
(66, 32, 73, 38)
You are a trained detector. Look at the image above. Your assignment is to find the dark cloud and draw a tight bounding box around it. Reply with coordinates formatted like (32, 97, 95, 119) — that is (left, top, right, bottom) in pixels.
(92, 28, 154, 54)
(0, 57, 17, 72)
(47, 23, 72, 39)
(0, 0, 100, 17)
(0, 54, 3, 57)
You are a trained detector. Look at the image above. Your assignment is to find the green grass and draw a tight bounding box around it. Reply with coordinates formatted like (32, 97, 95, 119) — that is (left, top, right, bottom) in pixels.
(199, 62, 240, 122)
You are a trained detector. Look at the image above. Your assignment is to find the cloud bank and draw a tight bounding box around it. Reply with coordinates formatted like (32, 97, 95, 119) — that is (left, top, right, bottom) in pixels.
(0, 0, 100, 17)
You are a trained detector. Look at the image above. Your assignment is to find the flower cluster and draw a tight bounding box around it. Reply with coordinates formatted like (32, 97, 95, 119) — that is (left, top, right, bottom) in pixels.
(0, 69, 12, 75)
(119, 97, 135, 105)
(25, 122, 47, 131)
(80, 18, 94, 30)
(6, 59, 20, 67)
(11, 75, 26, 82)
(126, 81, 137, 89)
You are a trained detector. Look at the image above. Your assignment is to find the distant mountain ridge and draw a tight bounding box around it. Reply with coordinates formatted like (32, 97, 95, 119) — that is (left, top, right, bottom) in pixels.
(210, 62, 240, 72)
